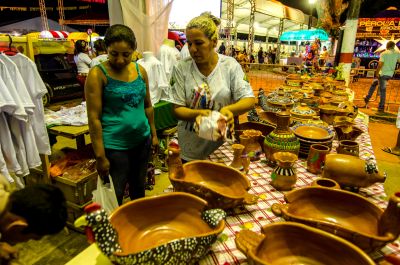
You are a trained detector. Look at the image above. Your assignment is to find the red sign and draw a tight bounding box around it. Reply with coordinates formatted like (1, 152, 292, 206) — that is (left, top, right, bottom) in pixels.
(357, 18, 400, 38)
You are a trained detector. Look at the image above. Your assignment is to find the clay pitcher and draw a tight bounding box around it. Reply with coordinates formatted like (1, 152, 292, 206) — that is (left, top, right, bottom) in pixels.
(322, 154, 386, 188)
(264, 111, 300, 164)
(307, 144, 331, 174)
(230, 144, 245, 170)
(270, 152, 298, 191)
(337, 140, 359, 157)
(167, 143, 184, 180)
(241, 130, 263, 161)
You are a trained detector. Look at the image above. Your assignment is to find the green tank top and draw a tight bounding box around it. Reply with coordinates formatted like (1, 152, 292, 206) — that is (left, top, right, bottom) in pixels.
(98, 62, 150, 150)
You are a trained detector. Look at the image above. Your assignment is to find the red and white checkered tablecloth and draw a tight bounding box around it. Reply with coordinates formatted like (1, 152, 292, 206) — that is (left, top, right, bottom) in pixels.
(192, 118, 400, 265)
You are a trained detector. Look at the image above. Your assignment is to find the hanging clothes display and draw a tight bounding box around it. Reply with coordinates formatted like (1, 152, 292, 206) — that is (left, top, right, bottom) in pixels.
(137, 51, 169, 105)
(0, 51, 50, 188)
(159, 40, 181, 81)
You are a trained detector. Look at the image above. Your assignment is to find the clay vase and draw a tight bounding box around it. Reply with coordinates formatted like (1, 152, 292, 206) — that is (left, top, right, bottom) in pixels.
(241, 130, 263, 161)
(241, 155, 251, 174)
(270, 152, 298, 191)
(322, 154, 386, 188)
(264, 111, 300, 164)
(336, 140, 359, 157)
(306, 144, 331, 174)
(230, 144, 245, 170)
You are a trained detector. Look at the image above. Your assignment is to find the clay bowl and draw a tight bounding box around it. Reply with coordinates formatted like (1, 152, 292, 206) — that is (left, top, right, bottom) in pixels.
(272, 187, 400, 252)
(170, 160, 258, 209)
(79, 192, 226, 265)
(334, 125, 364, 141)
(235, 222, 375, 265)
(291, 124, 334, 141)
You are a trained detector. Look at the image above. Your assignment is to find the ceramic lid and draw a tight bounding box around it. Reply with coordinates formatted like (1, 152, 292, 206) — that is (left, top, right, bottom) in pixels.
(290, 103, 316, 117)
(267, 91, 294, 106)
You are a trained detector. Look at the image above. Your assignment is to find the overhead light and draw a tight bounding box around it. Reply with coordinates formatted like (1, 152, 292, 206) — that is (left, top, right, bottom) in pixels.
(309, 0, 317, 4)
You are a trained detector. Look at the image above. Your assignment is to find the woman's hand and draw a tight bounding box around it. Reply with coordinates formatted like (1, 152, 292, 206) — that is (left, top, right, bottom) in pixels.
(151, 135, 159, 155)
(198, 109, 211, 117)
(220, 107, 234, 128)
(96, 156, 110, 179)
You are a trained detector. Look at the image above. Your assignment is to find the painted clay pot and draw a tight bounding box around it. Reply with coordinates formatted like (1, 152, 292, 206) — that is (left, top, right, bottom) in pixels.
(306, 144, 331, 174)
(168, 145, 258, 209)
(336, 140, 359, 157)
(322, 154, 385, 188)
(241, 130, 263, 161)
(271, 187, 400, 252)
(230, 144, 245, 170)
(235, 222, 375, 265)
(270, 152, 298, 191)
(264, 111, 300, 164)
(74, 193, 226, 265)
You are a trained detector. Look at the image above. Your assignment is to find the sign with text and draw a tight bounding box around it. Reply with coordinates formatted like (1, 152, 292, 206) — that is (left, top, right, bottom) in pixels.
(357, 18, 400, 38)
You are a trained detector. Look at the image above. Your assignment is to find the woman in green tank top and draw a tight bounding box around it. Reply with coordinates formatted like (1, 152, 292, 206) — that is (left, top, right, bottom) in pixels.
(85, 24, 158, 204)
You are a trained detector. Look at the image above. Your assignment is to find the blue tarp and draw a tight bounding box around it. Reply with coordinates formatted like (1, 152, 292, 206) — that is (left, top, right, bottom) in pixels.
(280, 29, 329, 41)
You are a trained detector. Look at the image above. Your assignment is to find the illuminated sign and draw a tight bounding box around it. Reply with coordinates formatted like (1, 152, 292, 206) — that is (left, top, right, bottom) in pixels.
(357, 18, 400, 38)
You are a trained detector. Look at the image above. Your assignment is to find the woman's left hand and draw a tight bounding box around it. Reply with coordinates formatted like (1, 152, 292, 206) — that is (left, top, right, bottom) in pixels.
(220, 107, 234, 132)
(151, 135, 159, 155)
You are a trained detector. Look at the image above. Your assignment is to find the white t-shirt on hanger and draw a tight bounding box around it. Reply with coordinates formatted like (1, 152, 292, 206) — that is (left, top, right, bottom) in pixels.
(0, 113, 22, 175)
(0, 75, 17, 116)
(137, 55, 169, 105)
(166, 54, 255, 161)
(159, 44, 181, 81)
(6, 53, 51, 155)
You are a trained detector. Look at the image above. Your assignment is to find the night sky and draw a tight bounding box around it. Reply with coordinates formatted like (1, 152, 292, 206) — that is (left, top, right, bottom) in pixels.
(279, 0, 400, 18)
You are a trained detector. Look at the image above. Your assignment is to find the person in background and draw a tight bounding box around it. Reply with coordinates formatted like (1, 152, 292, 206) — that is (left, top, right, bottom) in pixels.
(166, 12, 255, 161)
(85, 24, 158, 205)
(364, 41, 400, 114)
(90, 39, 108, 68)
(217, 42, 225, 55)
(258, 47, 264, 64)
(319, 45, 329, 67)
(74, 40, 92, 92)
(0, 175, 67, 263)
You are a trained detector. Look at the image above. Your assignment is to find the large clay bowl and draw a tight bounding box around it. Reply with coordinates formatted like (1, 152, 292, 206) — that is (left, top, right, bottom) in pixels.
(271, 187, 400, 252)
(170, 161, 258, 209)
(235, 222, 375, 265)
(101, 192, 226, 264)
(291, 124, 334, 141)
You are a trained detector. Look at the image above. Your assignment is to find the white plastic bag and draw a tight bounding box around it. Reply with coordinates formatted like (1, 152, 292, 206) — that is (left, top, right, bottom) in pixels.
(92, 175, 119, 214)
(194, 111, 228, 141)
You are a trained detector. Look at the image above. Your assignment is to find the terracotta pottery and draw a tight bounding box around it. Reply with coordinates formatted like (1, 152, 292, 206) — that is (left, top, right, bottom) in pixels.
(336, 140, 359, 157)
(305, 116, 328, 127)
(290, 103, 317, 123)
(292, 124, 333, 141)
(266, 90, 294, 111)
(270, 152, 298, 191)
(168, 145, 258, 209)
(75, 192, 226, 265)
(235, 222, 375, 265)
(319, 104, 337, 125)
(306, 144, 331, 174)
(334, 125, 363, 141)
(322, 154, 386, 188)
(241, 155, 251, 174)
(311, 177, 341, 189)
(258, 111, 278, 126)
(230, 144, 245, 170)
(264, 111, 300, 164)
(241, 130, 263, 161)
(271, 187, 400, 252)
(235, 121, 274, 147)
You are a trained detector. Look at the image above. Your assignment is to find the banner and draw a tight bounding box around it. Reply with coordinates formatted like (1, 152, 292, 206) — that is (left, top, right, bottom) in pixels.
(357, 18, 400, 38)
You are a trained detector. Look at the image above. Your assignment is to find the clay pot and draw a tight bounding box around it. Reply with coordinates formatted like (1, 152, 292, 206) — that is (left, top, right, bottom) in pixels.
(75, 193, 226, 264)
(334, 125, 363, 141)
(311, 178, 341, 189)
(322, 154, 386, 188)
(319, 104, 337, 125)
(235, 222, 375, 265)
(270, 152, 298, 191)
(168, 145, 258, 209)
(264, 111, 300, 164)
(271, 187, 400, 252)
(290, 103, 317, 123)
(230, 144, 245, 170)
(235, 121, 274, 147)
(306, 144, 331, 174)
(336, 140, 359, 157)
(241, 130, 263, 161)
(241, 155, 251, 174)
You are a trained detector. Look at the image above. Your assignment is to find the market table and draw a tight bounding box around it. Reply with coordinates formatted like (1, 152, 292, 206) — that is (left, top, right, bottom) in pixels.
(66, 118, 400, 265)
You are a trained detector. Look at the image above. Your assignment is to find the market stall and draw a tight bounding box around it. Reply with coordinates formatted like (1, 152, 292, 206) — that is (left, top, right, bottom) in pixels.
(65, 117, 400, 265)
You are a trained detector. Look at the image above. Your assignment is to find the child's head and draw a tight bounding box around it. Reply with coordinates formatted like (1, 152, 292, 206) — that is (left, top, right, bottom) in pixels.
(0, 184, 67, 244)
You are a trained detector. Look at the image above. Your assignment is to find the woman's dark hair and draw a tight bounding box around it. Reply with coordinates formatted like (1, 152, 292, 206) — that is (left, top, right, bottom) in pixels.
(74, 40, 87, 55)
(9, 184, 67, 236)
(93, 39, 107, 54)
(104, 24, 137, 50)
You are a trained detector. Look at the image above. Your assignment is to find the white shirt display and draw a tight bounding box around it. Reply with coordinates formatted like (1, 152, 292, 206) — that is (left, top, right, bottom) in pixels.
(7, 53, 51, 155)
(159, 44, 181, 81)
(90, 54, 108, 68)
(137, 52, 169, 105)
(166, 54, 255, 161)
(180, 43, 190, 60)
(74, 52, 92, 74)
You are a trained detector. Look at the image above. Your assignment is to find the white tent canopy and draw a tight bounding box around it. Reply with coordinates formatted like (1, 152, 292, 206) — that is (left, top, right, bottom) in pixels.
(0, 17, 77, 34)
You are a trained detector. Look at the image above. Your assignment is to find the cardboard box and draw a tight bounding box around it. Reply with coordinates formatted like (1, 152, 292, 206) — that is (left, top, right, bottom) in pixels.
(54, 171, 97, 205)
(66, 200, 92, 233)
